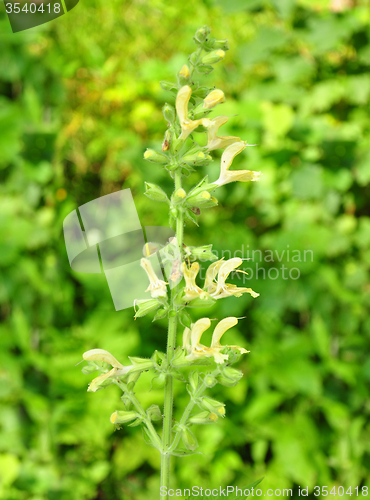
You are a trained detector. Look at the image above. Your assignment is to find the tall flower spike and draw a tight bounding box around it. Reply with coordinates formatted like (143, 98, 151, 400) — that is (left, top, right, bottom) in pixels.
(181, 261, 205, 300)
(140, 258, 168, 298)
(205, 116, 243, 151)
(176, 86, 207, 141)
(215, 141, 261, 186)
(211, 317, 249, 354)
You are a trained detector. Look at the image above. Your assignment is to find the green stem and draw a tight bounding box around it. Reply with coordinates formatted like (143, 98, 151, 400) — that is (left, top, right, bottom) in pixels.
(169, 368, 219, 453)
(160, 169, 184, 493)
(116, 381, 162, 450)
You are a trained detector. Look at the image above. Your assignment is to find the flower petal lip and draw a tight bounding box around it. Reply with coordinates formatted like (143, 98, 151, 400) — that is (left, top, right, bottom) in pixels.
(176, 85, 208, 140)
(211, 317, 238, 347)
(83, 348, 124, 369)
(214, 141, 261, 185)
(190, 317, 211, 347)
(204, 116, 243, 151)
(176, 85, 192, 124)
(204, 258, 224, 291)
(87, 366, 132, 392)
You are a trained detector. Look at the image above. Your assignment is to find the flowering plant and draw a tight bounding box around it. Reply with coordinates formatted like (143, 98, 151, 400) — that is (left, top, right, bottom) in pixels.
(80, 26, 261, 494)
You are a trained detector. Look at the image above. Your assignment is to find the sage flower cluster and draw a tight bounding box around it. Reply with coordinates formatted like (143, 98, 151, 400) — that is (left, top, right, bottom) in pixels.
(80, 26, 261, 494)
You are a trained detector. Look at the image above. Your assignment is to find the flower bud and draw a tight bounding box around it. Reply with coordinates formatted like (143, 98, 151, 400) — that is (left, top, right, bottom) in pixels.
(144, 149, 168, 164)
(172, 188, 186, 205)
(134, 299, 161, 318)
(186, 190, 213, 207)
(194, 26, 211, 43)
(178, 64, 191, 85)
(162, 130, 171, 151)
(188, 244, 218, 261)
(203, 89, 226, 109)
(204, 374, 217, 388)
(144, 182, 169, 202)
(213, 39, 230, 51)
(195, 196, 218, 209)
(162, 103, 175, 123)
(201, 50, 225, 65)
(181, 151, 211, 167)
(181, 426, 198, 451)
(196, 64, 214, 75)
(199, 396, 226, 416)
(222, 367, 243, 382)
(188, 411, 218, 425)
(160, 80, 177, 92)
(147, 404, 162, 421)
(188, 371, 200, 393)
(110, 410, 139, 424)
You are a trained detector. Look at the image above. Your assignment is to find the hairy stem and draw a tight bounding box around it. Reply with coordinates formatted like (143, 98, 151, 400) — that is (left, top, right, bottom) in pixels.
(160, 169, 184, 492)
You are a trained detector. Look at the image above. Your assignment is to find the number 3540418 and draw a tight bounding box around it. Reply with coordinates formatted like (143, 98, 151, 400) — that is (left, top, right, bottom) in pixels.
(5, 3, 61, 13)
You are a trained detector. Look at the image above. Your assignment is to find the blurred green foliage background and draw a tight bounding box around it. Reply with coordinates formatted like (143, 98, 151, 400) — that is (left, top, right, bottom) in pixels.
(1, 0, 370, 498)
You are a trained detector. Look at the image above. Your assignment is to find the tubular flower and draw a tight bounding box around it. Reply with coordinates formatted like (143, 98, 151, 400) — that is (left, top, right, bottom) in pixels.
(204, 116, 242, 151)
(83, 349, 133, 392)
(181, 261, 205, 300)
(140, 258, 168, 298)
(211, 257, 259, 299)
(183, 317, 249, 364)
(176, 86, 208, 141)
(181, 257, 258, 301)
(215, 142, 261, 186)
(203, 258, 225, 294)
(211, 317, 249, 354)
(203, 89, 226, 109)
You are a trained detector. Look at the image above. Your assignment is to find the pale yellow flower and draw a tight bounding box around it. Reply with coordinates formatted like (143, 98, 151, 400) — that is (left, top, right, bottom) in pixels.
(211, 317, 249, 354)
(204, 116, 242, 151)
(140, 258, 168, 298)
(203, 89, 226, 109)
(179, 64, 190, 79)
(183, 317, 249, 364)
(203, 258, 225, 294)
(211, 257, 259, 299)
(176, 86, 207, 141)
(83, 349, 133, 392)
(181, 261, 205, 300)
(180, 257, 259, 302)
(215, 142, 261, 186)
